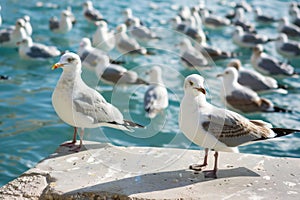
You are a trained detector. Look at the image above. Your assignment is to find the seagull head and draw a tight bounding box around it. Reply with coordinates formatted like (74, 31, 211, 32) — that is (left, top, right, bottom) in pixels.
(83, 1, 93, 9)
(252, 44, 263, 55)
(79, 37, 92, 49)
(217, 67, 239, 85)
(178, 38, 192, 52)
(227, 59, 242, 71)
(52, 52, 81, 72)
(95, 21, 108, 29)
(15, 19, 26, 29)
(122, 8, 132, 18)
(234, 26, 244, 36)
(116, 24, 127, 33)
(184, 74, 206, 96)
(276, 33, 288, 43)
(23, 15, 30, 23)
(61, 10, 72, 18)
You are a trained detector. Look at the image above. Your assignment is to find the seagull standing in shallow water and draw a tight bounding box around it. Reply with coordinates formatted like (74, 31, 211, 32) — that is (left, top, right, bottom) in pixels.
(51, 52, 144, 151)
(179, 74, 299, 178)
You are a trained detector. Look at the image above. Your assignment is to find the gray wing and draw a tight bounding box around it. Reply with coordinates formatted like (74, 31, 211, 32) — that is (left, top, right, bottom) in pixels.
(242, 34, 264, 44)
(281, 26, 300, 37)
(49, 17, 59, 30)
(258, 57, 294, 75)
(101, 67, 123, 84)
(280, 42, 300, 56)
(73, 88, 124, 124)
(225, 90, 271, 112)
(84, 9, 103, 21)
(0, 29, 11, 43)
(118, 37, 140, 51)
(131, 26, 153, 39)
(27, 44, 58, 58)
(181, 51, 207, 67)
(238, 71, 273, 91)
(205, 17, 228, 26)
(201, 110, 271, 147)
(80, 50, 102, 68)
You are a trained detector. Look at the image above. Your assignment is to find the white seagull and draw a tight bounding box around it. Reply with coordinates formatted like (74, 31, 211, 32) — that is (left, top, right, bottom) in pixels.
(51, 52, 144, 151)
(232, 8, 256, 33)
(17, 37, 61, 60)
(179, 74, 299, 178)
(227, 59, 287, 93)
(129, 18, 160, 43)
(144, 66, 169, 118)
(178, 38, 209, 69)
(122, 8, 142, 27)
(217, 67, 290, 113)
(232, 26, 275, 48)
(49, 10, 73, 34)
(0, 18, 27, 47)
(200, 9, 230, 29)
(277, 17, 300, 38)
(115, 24, 148, 55)
(275, 33, 300, 58)
(83, 0, 105, 23)
(92, 21, 115, 52)
(252, 44, 297, 76)
(254, 7, 279, 23)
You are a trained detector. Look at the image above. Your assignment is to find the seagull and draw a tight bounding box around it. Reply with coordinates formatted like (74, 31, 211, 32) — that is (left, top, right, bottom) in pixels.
(275, 33, 300, 58)
(92, 21, 115, 52)
(232, 26, 275, 48)
(227, 59, 287, 93)
(217, 67, 290, 113)
(290, 8, 300, 27)
(49, 10, 73, 34)
(122, 8, 142, 27)
(190, 6, 202, 28)
(17, 37, 61, 60)
(232, 8, 256, 33)
(23, 15, 32, 36)
(0, 18, 27, 47)
(178, 38, 209, 69)
(252, 44, 297, 76)
(277, 17, 300, 38)
(83, 0, 105, 23)
(51, 52, 144, 151)
(115, 24, 148, 55)
(128, 18, 161, 43)
(199, 9, 230, 29)
(144, 66, 168, 118)
(179, 74, 299, 179)
(254, 7, 279, 23)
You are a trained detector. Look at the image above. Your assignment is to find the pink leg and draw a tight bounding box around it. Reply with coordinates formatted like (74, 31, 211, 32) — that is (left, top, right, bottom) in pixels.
(204, 151, 218, 179)
(69, 128, 84, 152)
(189, 148, 209, 171)
(60, 127, 77, 147)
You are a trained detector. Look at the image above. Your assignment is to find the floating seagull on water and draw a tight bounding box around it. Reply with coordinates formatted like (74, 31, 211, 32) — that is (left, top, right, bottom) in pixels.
(144, 66, 168, 118)
(128, 18, 161, 43)
(92, 21, 115, 52)
(277, 17, 300, 39)
(83, 0, 105, 23)
(227, 59, 287, 93)
(115, 24, 148, 55)
(0, 18, 27, 47)
(217, 67, 290, 113)
(49, 10, 73, 34)
(275, 33, 300, 58)
(178, 38, 209, 69)
(179, 73, 299, 178)
(199, 9, 230, 29)
(195, 43, 238, 61)
(254, 7, 279, 23)
(122, 8, 142, 27)
(17, 37, 61, 60)
(51, 52, 144, 151)
(252, 44, 297, 77)
(290, 8, 300, 27)
(232, 26, 275, 48)
(23, 15, 32, 36)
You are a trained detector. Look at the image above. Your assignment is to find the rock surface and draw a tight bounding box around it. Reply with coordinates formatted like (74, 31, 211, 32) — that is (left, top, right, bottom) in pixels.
(0, 141, 300, 199)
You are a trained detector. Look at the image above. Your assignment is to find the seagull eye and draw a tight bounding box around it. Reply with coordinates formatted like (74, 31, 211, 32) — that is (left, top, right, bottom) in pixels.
(189, 81, 194, 86)
(67, 57, 75, 62)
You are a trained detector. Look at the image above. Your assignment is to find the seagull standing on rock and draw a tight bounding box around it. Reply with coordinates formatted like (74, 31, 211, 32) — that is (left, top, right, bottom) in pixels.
(51, 52, 144, 151)
(179, 74, 299, 178)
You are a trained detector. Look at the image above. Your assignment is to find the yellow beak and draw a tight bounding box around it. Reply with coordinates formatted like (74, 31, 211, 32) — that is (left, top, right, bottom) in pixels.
(51, 63, 64, 70)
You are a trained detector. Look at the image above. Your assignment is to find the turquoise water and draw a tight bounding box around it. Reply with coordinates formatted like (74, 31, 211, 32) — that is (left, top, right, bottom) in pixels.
(0, 0, 300, 186)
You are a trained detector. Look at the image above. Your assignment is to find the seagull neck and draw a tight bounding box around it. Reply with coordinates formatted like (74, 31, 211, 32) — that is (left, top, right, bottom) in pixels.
(61, 67, 82, 80)
(150, 74, 164, 85)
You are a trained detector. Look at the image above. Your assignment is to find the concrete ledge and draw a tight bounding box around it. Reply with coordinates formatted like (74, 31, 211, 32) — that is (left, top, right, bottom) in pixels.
(0, 141, 299, 199)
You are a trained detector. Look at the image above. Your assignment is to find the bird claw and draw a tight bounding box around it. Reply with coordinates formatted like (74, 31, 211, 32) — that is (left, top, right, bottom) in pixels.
(60, 141, 76, 148)
(189, 164, 207, 171)
(204, 170, 217, 179)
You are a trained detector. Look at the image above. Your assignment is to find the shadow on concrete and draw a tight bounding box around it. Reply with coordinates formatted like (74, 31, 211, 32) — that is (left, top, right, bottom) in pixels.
(67, 167, 259, 197)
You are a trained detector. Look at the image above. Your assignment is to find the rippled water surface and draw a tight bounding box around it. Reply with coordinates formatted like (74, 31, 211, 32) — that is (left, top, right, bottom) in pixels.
(0, 0, 300, 186)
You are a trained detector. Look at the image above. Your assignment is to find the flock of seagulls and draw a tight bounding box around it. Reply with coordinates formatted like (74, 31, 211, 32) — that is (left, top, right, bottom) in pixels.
(1, 0, 300, 179)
